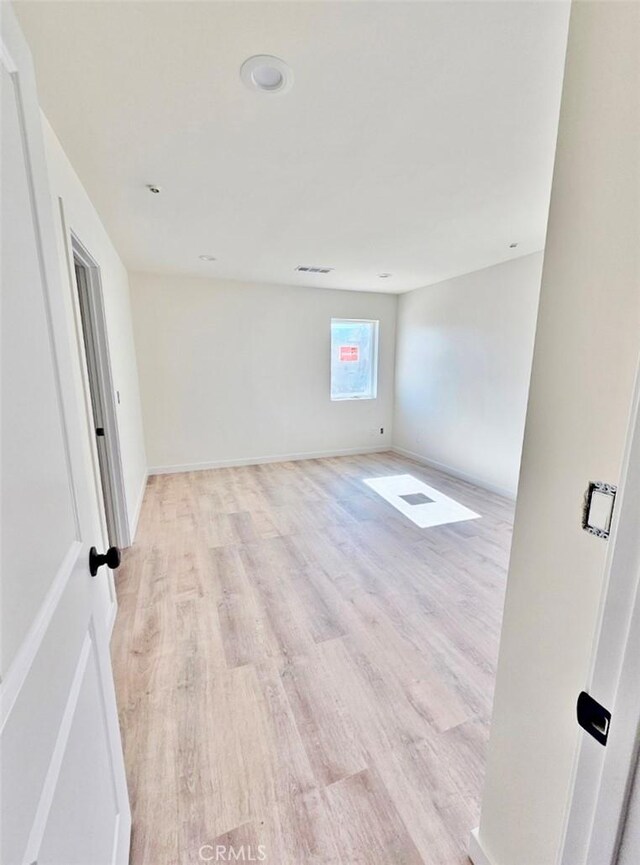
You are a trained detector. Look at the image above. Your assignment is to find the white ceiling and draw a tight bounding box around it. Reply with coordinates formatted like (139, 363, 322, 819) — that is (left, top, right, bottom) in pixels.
(16, 1, 570, 293)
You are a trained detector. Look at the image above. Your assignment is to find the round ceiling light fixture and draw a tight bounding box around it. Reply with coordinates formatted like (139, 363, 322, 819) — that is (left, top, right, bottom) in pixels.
(241, 55, 293, 94)
(199, 255, 217, 261)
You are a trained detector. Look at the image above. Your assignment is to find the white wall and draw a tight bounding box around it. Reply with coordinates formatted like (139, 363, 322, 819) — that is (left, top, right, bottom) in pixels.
(42, 117, 148, 543)
(130, 273, 397, 472)
(475, 3, 640, 865)
(393, 253, 542, 498)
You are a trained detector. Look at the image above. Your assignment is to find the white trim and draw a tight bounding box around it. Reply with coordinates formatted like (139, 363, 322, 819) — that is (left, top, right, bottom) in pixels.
(149, 446, 388, 476)
(469, 828, 495, 865)
(0, 541, 82, 732)
(70, 233, 131, 548)
(391, 446, 516, 501)
(55, 195, 109, 552)
(129, 470, 148, 542)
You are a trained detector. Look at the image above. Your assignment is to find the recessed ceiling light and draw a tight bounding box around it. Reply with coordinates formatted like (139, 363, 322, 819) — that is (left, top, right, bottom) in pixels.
(241, 55, 293, 94)
(199, 255, 217, 261)
(509, 242, 519, 248)
(378, 273, 393, 279)
(253, 66, 283, 90)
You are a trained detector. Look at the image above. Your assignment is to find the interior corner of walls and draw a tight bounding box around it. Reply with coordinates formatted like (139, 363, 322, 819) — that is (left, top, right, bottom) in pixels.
(391, 446, 516, 501)
(128, 469, 148, 545)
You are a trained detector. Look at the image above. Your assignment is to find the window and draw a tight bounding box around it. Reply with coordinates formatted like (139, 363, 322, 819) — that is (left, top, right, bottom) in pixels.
(331, 318, 379, 400)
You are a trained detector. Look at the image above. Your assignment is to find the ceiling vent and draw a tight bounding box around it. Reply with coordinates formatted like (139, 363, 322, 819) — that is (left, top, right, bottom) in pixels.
(295, 265, 334, 274)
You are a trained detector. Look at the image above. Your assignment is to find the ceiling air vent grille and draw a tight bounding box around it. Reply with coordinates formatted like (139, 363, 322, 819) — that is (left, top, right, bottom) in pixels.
(295, 265, 334, 274)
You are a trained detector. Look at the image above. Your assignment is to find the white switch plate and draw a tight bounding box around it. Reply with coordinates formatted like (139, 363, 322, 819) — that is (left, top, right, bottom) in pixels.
(583, 481, 617, 539)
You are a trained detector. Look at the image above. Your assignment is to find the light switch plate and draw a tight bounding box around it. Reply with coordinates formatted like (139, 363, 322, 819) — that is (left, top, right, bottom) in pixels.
(582, 481, 617, 539)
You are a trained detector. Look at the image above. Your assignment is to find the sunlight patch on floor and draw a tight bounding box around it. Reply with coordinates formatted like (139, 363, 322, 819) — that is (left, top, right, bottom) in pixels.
(363, 474, 481, 528)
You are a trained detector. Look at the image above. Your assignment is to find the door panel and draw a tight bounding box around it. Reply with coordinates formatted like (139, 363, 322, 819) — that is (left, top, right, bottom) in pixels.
(0, 7, 131, 865)
(39, 630, 120, 865)
(1, 546, 88, 865)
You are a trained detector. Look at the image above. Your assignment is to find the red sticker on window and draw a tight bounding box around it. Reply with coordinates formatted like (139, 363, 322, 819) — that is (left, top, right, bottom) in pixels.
(339, 345, 359, 362)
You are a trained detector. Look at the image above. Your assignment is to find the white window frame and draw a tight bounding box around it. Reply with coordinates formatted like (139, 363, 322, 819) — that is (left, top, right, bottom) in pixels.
(330, 318, 379, 401)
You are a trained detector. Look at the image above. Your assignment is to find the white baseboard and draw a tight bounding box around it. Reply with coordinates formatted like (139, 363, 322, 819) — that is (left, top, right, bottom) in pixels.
(147, 444, 515, 503)
(148, 446, 389, 476)
(128, 470, 148, 542)
(391, 446, 516, 501)
(469, 828, 495, 865)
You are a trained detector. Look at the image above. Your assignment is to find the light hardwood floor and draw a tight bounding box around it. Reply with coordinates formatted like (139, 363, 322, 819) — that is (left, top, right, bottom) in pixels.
(112, 452, 514, 865)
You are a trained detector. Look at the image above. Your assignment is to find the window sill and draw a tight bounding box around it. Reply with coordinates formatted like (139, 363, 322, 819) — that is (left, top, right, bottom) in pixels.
(331, 395, 377, 401)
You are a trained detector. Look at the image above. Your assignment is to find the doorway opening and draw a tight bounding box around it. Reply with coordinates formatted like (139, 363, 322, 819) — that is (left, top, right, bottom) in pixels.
(72, 235, 130, 548)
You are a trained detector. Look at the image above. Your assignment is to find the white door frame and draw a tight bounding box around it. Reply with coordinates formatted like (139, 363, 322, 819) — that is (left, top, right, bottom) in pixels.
(559, 349, 640, 864)
(70, 232, 131, 549)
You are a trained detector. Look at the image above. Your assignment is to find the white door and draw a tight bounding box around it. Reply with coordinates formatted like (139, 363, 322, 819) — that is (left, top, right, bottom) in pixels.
(1, 6, 131, 865)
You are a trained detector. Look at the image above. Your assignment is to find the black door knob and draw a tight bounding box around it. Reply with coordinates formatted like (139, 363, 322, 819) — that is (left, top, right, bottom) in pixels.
(89, 545, 121, 577)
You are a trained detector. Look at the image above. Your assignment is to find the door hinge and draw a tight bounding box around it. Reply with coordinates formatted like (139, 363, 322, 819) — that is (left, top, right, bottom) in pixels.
(577, 691, 611, 746)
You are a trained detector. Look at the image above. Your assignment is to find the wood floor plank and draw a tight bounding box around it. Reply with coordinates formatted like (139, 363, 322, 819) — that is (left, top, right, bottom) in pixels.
(373, 738, 478, 865)
(112, 451, 513, 865)
(253, 660, 343, 865)
(323, 767, 425, 865)
(214, 545, 278, 669)
(279, 643, 369, 787)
